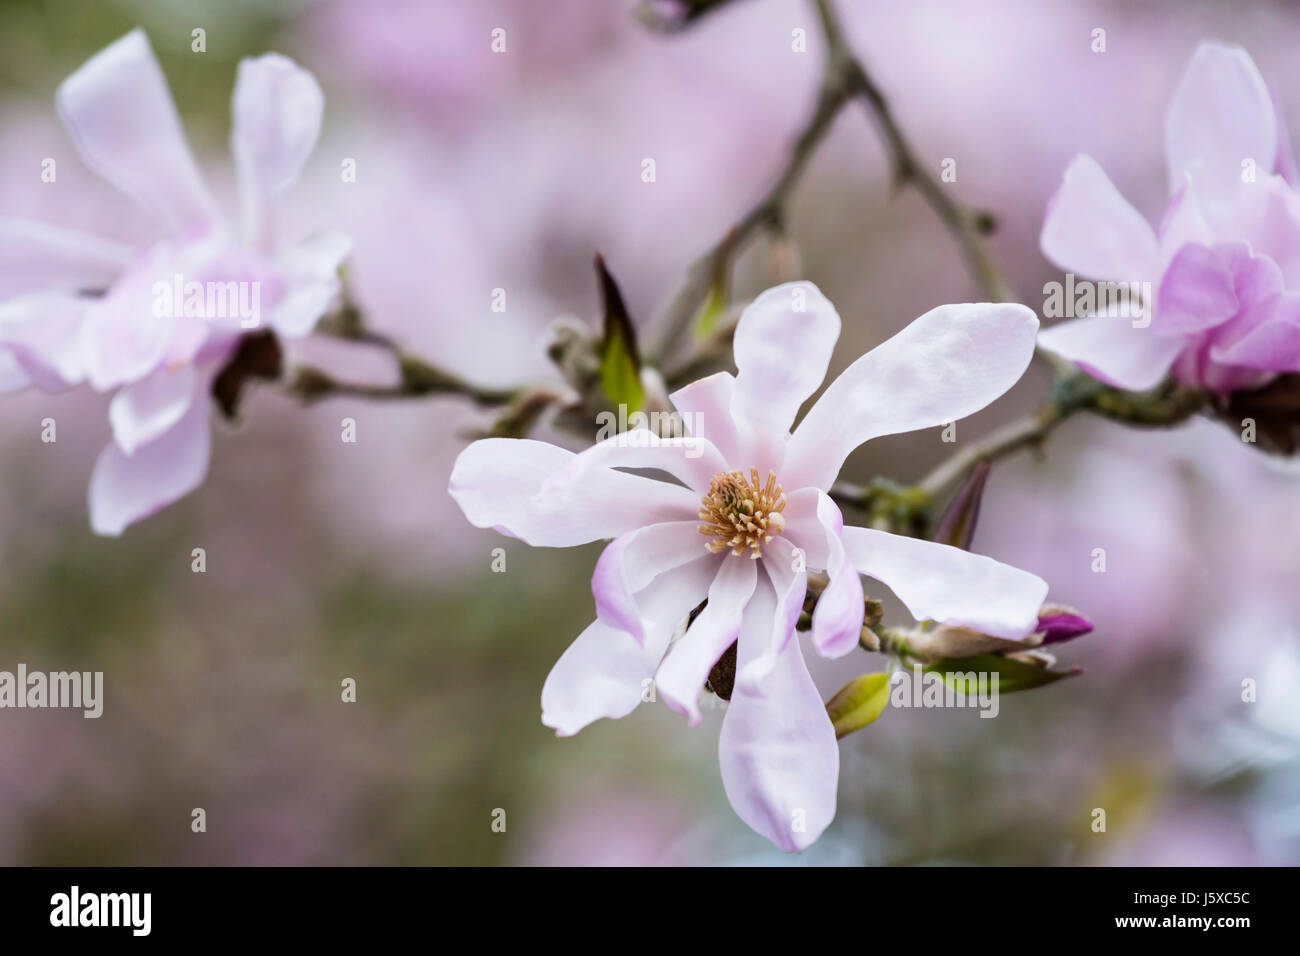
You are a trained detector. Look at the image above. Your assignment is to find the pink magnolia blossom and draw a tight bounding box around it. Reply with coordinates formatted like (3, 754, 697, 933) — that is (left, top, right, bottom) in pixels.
(1038, 42, 1300, 394)
(0, 30, 348, 534)
(449, 281, 1048, 851)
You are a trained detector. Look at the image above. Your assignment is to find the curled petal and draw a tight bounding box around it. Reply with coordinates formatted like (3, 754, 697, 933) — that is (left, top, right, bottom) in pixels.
(108, 363, 196, 455)
(784, 303, 1038, 491)
(841, 526, 1046, 640)
(88, 394, 211, 536)
(592, 521, 715, 646)
(1211, 291, 1300, 371)
(656, 556, 756, 725)
(542, 558, 714, 736)
(783, 490, 861, 658)
(757, 537, 810, 657)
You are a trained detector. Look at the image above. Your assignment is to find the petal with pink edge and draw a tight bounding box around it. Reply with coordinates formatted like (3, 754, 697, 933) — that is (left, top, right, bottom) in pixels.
(592, 521, 715, 646)
(784, 303, 1038, 491)
(1211, 292, 1300, 371)
(88, 395, 211, 536)
(448, 438, 698, 548)
(780, 490, 862, 658)
(1037, 311, 1183, 391)
(541, 557, 714, 736)
(57, 30, 217, 233)
(841, 526, 1046, 639)
(719, 576, 838, 852)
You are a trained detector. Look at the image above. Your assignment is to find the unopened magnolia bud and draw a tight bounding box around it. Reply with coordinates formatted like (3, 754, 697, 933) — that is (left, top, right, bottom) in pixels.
(1036, 605, 1094, 645)
(933, 460, 991, 550)
(909, 624, 1025, 660)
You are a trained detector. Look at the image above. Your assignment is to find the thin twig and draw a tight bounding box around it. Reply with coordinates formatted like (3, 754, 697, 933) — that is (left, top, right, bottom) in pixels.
(814, 0, 1013, 302)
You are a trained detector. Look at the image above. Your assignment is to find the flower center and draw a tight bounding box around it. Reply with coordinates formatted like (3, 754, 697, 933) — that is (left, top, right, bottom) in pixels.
(698, 468, 787, 559)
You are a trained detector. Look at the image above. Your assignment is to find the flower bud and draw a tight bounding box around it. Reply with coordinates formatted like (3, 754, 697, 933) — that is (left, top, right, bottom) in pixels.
(1035, 604, 1094, 645)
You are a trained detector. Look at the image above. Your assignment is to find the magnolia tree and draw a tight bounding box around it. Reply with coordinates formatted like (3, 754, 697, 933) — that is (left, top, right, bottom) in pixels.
(3, 0, 1297, 851)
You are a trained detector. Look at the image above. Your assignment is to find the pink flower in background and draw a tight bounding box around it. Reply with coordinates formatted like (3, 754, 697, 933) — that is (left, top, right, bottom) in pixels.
(450, 280, 1046, 850)
(1039, 42, 1300, 394)
(0, 30, 348, 534)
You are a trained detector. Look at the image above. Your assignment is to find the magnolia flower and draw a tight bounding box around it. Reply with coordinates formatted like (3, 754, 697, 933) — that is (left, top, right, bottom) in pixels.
(0, 30, 348, 534)
(1039, 42, 1300, 394)
(450, 281, 1048, 850)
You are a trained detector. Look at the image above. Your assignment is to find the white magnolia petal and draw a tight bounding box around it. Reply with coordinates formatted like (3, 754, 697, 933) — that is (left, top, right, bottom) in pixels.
(1041, 154, 1160, 283)
(542, 556, 716, 736)
(1037, 312, 1183, 391)
(0, 291, 90, 390)
(541, 429, 727, 495)
(1165, 42, 1278, 207)
(784, 303, 1039, 491)
(656, 557, 756, 725)
(0, 219, 129, 300)
(719, 576, 839, 852)
(57, 30, 217, 232)
(88, 396, 211, 536)
(732, 281, 841, 436)
(841, 526, 1047, 639)
(108, 363, 197, 455)
(231, 54, 325, 249)
(448, 438, 698, 548)
(591, 521, 714, 646)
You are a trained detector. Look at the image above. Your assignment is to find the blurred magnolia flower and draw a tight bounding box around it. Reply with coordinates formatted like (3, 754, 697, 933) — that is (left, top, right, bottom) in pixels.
(0, 30, 348, 534)
(450, 280, 1046, 851)
(1039, 42, 1300, 394)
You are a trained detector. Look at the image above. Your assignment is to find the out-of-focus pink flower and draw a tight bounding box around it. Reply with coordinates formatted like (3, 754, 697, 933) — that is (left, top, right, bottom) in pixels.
(1038, 42, 1300, 394)
(0, 30, 348, 534)
(449, 280, 1046, 850)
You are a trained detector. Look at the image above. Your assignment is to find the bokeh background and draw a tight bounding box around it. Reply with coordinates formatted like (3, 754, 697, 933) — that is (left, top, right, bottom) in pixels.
(1, 0, 1298, 864)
